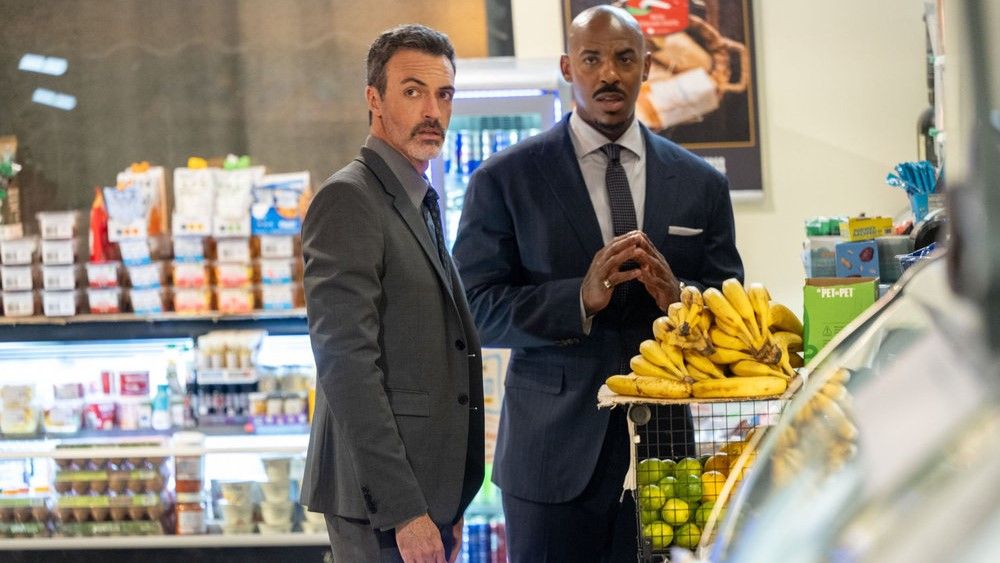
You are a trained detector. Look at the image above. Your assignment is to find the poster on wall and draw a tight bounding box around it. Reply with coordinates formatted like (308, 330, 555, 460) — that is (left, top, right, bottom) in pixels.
(563, 0, 762, 192)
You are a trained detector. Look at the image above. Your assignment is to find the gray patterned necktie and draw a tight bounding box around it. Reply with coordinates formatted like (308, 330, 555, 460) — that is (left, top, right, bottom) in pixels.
(422, 187, 453, 290)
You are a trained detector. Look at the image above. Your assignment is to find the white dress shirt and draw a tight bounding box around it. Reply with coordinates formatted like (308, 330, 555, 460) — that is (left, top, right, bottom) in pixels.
(568, 111, 646, 243)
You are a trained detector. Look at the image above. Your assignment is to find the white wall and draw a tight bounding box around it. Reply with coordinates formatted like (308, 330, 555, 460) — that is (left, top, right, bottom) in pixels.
(510, 0, 928, 313)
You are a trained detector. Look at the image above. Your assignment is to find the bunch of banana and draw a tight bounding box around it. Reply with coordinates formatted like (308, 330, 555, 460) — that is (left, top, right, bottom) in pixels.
(772, 368, 857, 485)
(699, 279, 804, 380)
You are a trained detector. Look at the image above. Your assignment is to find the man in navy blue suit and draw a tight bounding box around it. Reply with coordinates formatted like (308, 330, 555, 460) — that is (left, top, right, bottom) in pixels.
(453, 5, 744, 562)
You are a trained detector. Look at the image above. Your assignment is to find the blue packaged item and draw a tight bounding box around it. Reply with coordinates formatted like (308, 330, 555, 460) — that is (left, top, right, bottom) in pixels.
(835, 240, 880, 278)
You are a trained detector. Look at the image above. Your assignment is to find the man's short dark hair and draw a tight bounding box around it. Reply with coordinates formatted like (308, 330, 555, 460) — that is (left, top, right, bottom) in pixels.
(367, 24, 456, 96)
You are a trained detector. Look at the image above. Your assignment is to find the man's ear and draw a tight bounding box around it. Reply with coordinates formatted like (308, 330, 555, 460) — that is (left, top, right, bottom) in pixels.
(642, 51, 652, 82)
(366, 85, 381, 116)
(559, 54, 572, 82)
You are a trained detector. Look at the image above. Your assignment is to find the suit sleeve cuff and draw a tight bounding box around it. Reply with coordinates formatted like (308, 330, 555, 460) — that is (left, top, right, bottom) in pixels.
(580, 289, 594, 335)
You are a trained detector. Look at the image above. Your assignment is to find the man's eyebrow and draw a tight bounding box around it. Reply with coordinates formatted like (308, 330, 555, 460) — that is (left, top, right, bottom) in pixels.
(401, 77, 427, 87)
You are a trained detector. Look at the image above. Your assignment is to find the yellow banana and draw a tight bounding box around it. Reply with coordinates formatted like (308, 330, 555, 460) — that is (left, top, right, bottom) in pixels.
(683, 350, 725, 379)
(772, 331, 803, 354)
(667, 302, 684, 330)
(659, 341, 689, 377)
(630, 355, 680, 381)
(714, 315, 757, 350)
(640, 339, 672, 368)
(606, 374, 691, 399)
(722, 278, 763, 348)
(731, 359, 789, 380)
(747, 283, 773, 342)
(684, 364, 713, 382)
(703, 288, 755, 344)
(709, 327, 751, 353)
(652, 316, 671, 342)
(698, 308, 713, 335)
(707, 346, 756, 365)
(679, 286, 703, 336)
(769, 302, 803, 336)
(829, 367, 852, 385)
(692, 375, 787, 399)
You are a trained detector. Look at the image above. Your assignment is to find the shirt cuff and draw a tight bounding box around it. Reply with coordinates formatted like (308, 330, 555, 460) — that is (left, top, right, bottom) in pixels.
(580, 289, 594, 335)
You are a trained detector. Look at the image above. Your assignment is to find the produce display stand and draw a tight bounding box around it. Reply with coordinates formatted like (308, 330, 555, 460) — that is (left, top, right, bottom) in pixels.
(597, 378, 801, 561)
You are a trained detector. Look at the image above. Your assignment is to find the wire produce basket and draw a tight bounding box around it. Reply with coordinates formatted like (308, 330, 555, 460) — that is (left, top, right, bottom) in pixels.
(598, 387, 792, 561)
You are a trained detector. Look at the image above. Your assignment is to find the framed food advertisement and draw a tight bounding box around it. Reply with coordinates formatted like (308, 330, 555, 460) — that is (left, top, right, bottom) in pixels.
(563, 0, 762, 192)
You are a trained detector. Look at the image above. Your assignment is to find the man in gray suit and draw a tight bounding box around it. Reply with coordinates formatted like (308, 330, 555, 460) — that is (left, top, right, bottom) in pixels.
(300, 24, 484, 563)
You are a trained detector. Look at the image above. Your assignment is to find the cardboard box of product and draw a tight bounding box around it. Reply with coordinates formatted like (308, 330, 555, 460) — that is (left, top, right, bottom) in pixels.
(838, 216, 893, 242)
(835, 240, 880, 278)
(803, 277, 878, 362)
(803, 236, 841, 277)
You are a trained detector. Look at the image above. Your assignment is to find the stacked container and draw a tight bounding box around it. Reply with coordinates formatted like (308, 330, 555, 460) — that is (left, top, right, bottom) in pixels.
(216, 480, 254, 534)
(257, 235, 303, 310)
(38, 211, 83, 317)
(0, 236, 39, 316)
(257, 456, 294, 534)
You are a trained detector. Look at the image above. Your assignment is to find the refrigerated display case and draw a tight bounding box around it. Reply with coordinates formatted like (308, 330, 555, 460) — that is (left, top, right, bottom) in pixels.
(427, 57, 569, 247)
(0, 312, 330, 561)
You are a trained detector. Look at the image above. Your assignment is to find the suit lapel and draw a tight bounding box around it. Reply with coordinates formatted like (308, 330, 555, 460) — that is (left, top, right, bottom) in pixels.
(357, 148, 456, 303)
(534, 119, 605, 260)
(640, 126, 681, 249)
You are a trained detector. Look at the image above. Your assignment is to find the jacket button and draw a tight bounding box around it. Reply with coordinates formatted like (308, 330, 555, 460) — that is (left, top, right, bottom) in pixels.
(454, 339, 466, 351)
(457, 394, 469, 405)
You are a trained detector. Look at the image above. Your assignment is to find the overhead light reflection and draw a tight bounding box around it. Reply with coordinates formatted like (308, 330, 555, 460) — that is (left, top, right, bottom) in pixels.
(31, 88, 77, 111)
(19, 53, 68, 76)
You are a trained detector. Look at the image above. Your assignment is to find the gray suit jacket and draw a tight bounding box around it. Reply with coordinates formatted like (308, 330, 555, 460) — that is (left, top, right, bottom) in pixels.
(300, 146, 484, 531)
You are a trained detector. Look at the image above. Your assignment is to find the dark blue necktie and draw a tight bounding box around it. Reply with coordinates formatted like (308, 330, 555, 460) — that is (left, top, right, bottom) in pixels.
(601, 143, 638, 303)
(422, 187, 453, 290)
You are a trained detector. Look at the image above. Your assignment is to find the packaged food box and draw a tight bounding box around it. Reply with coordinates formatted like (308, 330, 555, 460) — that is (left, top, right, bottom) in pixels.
(43, 400, 84, 434)
(117, 371, 150, 397)
(42, 290, 79, 317)
(0, 237, 38, 265)
(258, 235, 296, 259)
(172, 261, 208, 289)
(128, 287, 168, 315)
(36, 210, 79, 240)
(40, 238, 77, 265)
(87, 287, 122, 314)
(85, 261, 120, 288)
(261, 284, 296, 310)
(172, 236, 206, 262)
(173, 288, 211, 314)
(42, 264, 81, 291)
(216, 287, 254, 314)
(835, 240, 880, 278)
(1, 264, 35, 291)
(215, 237, 251, 263)
(803, 277, 878, 361)
(118, 239, 151, 265)
(258, 259, 298, 285)
(214, 262, 253, 288)
(125, 261, 165, 289)
(2, 290, 36, 317)
(838, 216, 893, 242)
(0, 405, 39, 435)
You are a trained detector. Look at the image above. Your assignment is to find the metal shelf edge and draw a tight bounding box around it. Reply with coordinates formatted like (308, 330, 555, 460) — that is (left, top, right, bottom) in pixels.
(0, 532, 329, 550)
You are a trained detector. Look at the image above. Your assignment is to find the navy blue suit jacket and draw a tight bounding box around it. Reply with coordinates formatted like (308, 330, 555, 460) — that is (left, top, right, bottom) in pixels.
(452, 115, 744, 503)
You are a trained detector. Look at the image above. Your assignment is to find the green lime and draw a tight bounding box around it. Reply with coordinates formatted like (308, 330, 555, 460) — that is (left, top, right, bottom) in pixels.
(657, 475, 677, 499)
(640, 509, 661, 526)
(675, 473, 703, 504)
(660, 498, 690, 526)
(637, 458, 670, 486)
(674, 457, 703, 478)
(674, 522, 702, 550)
(637, 484, 667, 510)
(642, 521, 674, 551)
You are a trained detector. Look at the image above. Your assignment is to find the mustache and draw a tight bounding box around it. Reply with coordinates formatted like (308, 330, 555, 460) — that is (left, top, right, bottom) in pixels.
(593, 85, 626, 98)
(410, 120, 445, 138)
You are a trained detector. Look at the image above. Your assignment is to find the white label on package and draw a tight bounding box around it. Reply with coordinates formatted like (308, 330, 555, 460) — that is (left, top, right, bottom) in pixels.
(1, 238, 36, 265)
(43, 291, 76, 316)
(216, 238, 251, 263)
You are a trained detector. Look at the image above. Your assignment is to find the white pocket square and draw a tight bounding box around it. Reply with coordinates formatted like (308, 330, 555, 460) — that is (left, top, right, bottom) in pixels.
(668, 226, 704, 236)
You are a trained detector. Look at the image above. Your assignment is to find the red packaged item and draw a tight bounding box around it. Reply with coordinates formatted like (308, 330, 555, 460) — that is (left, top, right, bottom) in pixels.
(89, 187, 114, 262)
(117, 371, 150, 396)
(84, 402, 116, 430)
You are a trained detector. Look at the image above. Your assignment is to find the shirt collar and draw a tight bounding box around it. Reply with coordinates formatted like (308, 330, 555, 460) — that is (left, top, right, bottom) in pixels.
(569, 111, 644, 160)
(364, 135, 430, 209)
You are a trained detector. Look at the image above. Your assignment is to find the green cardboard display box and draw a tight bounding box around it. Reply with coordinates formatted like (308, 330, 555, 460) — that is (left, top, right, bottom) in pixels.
(803, 277, 878, 362)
